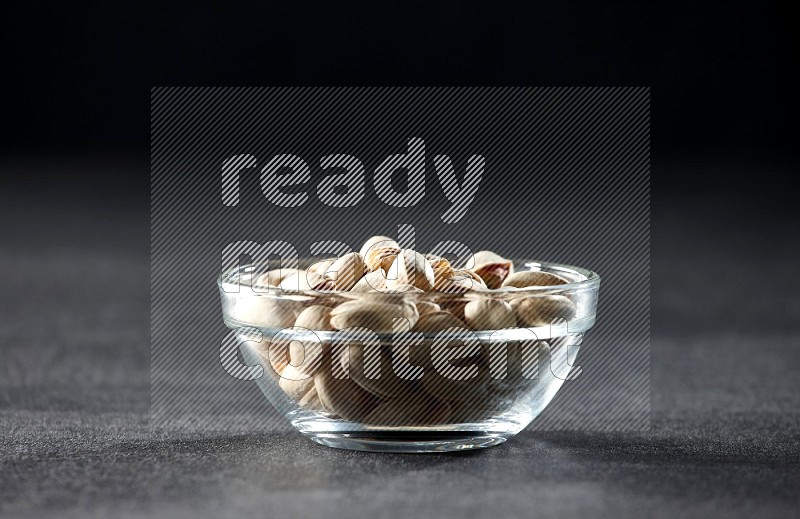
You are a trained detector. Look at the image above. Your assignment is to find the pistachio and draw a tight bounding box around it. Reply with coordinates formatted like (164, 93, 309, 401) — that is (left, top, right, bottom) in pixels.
(297, 385, 324, 411)
(464, 299, 516, 330)
(314, 369, 380, 421)
(253, 268, 304, 288)
(307, 258, 337, 276)
(350, 269, 388, 292)
(434, 267, 487, 293)
(415, 300, 441, 316)
(364, 246, 401, 273)
(339, 344, 417, 399)
(279, 270, 332, 292)
(329, 300, 419, 333)
(278, 364, 316, 402)
(502, 270, 569, 288)
(365, 396, 451, 426)
(385, 249, 435, 291)
(359, 235, 400, 257)
(512, 295, 576, 326)
(294, 305, 334, 331)
(412, 310, 466, 333)
(323, 252, 366, 291)
(232, 295, 301, 328)
(470, 250, 514, 289)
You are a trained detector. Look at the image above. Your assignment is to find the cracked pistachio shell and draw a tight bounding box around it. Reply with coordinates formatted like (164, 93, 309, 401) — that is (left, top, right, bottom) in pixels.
(412, 310, 467, 333)
(364, 246, 401, 273)
(279, 270, 332, 292)
(339, 344, 417, 399)
(511, 295, 576, 326)
(434, 268, 487, 293)
(323, 252, 366, 291)
(329, 300, 419, 333)
(470, 250, 514, 289)
(386, 249, 435, 290)
(314, 369, 379, 421)
(232, 295, 301, 328)
(365, 395, 452, 426)
(359, 235, 400, 257)
(350, 269, 388, 292)
(502, 270, 569, 288)
(278, 364, 316, 402)
(464, 299, 516, 330)
(253, 268, 304, 288)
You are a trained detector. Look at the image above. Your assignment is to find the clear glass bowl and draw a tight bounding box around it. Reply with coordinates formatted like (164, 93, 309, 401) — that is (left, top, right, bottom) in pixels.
(218, 259, 600, 452)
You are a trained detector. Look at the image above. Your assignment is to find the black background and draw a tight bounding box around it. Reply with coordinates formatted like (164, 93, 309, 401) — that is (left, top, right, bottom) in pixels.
(2, 2, 799, 518)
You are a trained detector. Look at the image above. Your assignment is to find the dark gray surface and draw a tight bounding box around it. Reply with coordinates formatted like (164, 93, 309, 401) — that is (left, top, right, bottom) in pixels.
(2, 157, 799, 518)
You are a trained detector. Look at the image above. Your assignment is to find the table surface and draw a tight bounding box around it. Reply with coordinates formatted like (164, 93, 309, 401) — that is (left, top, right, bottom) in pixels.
(2, 158, 799, 519)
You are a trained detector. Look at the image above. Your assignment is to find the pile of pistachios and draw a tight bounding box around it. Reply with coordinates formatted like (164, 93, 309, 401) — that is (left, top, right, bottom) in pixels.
(232, 235, 578, 425)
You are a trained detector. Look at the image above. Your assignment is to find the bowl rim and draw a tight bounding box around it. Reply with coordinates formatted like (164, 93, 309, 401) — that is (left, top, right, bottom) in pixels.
(218, 258, 600, 297)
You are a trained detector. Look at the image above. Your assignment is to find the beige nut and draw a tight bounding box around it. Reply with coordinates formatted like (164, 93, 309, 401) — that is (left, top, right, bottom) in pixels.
(364, 246, 401, 273)
(279, 270, 332, 292)
(307, 258, 337, 276)
(359, 235, 400, 257)
(386, 249, 435, 291)
(329, 300, 419, 333)
(502, 271, 569, 288)
(339, 344, 417, 399)
(512, 295, 576, 326)
(463, 299, 516, 331)
(278, 364, 316, 402)
(314, 369, 380, 421)
(297, 385, 324, 411)
(470, 250, 514, 289)
(415, 300, 441, 316)
(365, 396, 452, 426)
(253, 268, 304, 288)
(412, 310, 467, 333)
(350, 269, 388, 292)
(434, 268, 487, 293)
(232, 295, 301, 328)
(323, 252, 366, 291)
(294, 305, 334, 330)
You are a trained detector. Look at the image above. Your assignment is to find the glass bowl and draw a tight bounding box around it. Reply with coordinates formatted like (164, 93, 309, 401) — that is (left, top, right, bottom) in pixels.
(218, 259, 600, 452)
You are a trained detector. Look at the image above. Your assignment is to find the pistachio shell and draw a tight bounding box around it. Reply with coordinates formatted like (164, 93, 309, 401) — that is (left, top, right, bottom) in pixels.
(253, 268, 304, 288)
(364, 246, 401, 273)
(323, 252, 366, 291)
(386, 249, 435, 290)
(314, 369, 379, 421)
(350, 269, 388, 292)
(294, 305, 334, 330)
(365, 396, 452, 425)
(307, 258, 337, 276)
(502, 271, 569, 288)
(278, 364, 316, 402)
(232, 295, 301, 328)
(329, 300, 419, 333)
(359, 235, 400, 257)
(412, 311, 467, 333)
(339, 344, 417, 399)
(279, 270, 331, 292)
(297, 385, 324, 411)
(434, 268, 487, 293)
(471, 251, 514, 289)
(463, 299, 516, 330)
(511, 295, 576, 326)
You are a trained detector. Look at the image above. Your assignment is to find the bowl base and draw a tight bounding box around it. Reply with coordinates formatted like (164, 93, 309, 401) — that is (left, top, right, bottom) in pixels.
(305, 431, 510, 453)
